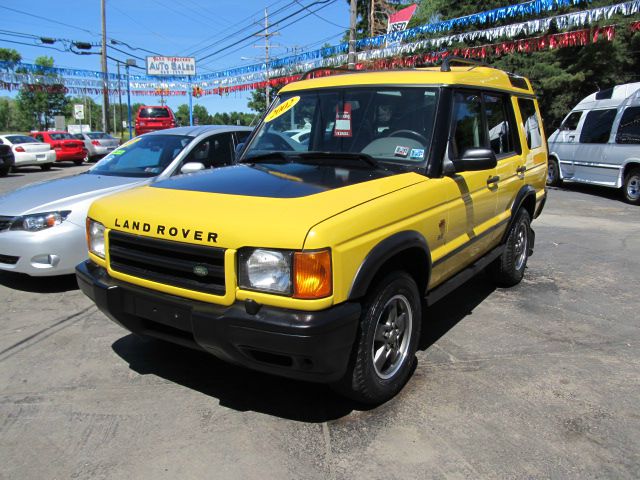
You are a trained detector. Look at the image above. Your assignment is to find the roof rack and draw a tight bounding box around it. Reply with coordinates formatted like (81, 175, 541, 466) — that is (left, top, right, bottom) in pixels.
(440, 56, 490, 72)
(301, 66, 352, 80)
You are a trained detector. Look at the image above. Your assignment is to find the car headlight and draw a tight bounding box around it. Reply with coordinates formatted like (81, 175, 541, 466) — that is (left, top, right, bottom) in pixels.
(86, 218, 106, 259)
(9, 211, 71, 232)
(238, 248, 332, 299)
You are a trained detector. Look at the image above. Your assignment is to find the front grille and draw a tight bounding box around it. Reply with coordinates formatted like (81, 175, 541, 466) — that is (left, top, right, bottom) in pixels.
(108, 230, 226, 295)
(0, 254, 19, 265)
(0, 216, 15, 231)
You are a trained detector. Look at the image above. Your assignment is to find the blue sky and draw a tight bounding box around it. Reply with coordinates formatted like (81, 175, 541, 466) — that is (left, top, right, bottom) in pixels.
(0, 0, 350, 114)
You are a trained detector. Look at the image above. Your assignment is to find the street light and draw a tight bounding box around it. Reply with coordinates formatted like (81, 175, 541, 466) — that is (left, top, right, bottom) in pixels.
(125, 59, 136, 139)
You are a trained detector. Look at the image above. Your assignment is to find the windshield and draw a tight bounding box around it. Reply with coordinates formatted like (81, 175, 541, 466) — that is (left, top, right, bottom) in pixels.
(6, 135, 39, 144)
(139, 107, 170, 118)
(87, 132, 113, 139)
(242, 87, 439, 165)
(88, 134, 191, 177)
(49, 133, 74, 140)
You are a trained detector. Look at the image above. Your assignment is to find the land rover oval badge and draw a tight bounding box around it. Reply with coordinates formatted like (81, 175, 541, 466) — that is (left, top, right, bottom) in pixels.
(193, 265, 209, 277)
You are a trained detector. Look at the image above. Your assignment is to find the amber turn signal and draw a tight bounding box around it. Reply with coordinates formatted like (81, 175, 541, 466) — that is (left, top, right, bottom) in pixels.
(293, 249, 332, 299)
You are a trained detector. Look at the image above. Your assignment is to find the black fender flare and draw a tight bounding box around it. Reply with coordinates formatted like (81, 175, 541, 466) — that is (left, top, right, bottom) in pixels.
(502, 185, 537, 243)
(348, 230, 432, 300)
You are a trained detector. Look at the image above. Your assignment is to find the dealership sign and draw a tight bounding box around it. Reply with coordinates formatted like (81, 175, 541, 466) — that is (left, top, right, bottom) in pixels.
(146, 56, 196, 76)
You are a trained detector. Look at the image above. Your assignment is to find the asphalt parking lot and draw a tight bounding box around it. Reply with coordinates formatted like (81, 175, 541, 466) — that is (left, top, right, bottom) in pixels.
(1, 168, 639, 479)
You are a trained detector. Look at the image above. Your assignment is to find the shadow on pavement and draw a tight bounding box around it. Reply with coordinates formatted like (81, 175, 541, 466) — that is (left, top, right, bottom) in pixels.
(111, 274, 498, 421)
(112, 334, 364, 422)
(553, 182, 623, 203)
(0, 271, 79, 293)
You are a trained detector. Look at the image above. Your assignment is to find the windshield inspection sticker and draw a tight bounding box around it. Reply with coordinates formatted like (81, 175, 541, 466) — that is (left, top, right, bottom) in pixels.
(394, 145, 410, 157)
(264, 96, 300, 122)
(333, 103, 353, 137)
(409, 148, 425, 159)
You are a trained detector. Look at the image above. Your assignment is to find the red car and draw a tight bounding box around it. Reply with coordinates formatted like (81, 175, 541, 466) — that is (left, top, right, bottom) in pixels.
(30, 131, 87, 165)
(134, 106, 176, 136)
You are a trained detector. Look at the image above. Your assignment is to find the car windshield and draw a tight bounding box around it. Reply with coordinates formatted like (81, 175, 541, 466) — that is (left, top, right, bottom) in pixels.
(139, 108, 170, 118)
(88, 134, 191, 177)
(49, 133, 74, 140)
(242, 87, 439, 165)
(87, 132, 112, 139)
(6, 135, 39, 144)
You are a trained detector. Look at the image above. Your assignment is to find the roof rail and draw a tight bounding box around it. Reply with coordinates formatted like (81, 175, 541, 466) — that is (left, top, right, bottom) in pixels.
(440, 56, 489, 72)
(301, 66, 352, 80)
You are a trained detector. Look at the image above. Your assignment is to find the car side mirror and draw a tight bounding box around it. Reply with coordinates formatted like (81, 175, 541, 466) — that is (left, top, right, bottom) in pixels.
(180, 162, 205, 174)
(452, 148, 497, 172)
(234, 142, 245, 161)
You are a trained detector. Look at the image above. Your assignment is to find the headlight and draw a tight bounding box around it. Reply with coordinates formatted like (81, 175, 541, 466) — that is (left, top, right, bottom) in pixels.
(238, 249, 293, 295)
(9, 211, 71, 232)
(86, 218, 106, 259)
(238, 248, 332, 299)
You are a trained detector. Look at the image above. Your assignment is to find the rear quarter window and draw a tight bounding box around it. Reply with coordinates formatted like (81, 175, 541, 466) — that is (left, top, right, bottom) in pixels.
(580, 109, 617, 143)
(517, 98, 543, 149)
(616, 106, 640, 144)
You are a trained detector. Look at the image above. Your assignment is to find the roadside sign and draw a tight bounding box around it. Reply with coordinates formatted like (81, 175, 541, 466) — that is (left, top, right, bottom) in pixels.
(74, 104, 85, 120)
(146, 56, 196, 76)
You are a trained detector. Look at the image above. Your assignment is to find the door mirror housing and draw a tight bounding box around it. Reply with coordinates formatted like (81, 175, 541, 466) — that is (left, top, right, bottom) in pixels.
(180, 162, 205, 174)
(452, 148, 497, 172)
(234, 142, 245, 161)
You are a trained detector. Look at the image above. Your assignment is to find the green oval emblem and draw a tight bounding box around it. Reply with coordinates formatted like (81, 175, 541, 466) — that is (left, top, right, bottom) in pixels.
(193, 265, 209, 277)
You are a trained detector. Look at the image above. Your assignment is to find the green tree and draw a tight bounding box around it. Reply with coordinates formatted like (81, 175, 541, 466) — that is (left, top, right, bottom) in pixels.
(16, 56, 68, 130)
(0, 48, 21, 63)
(247, 88, 267, 115)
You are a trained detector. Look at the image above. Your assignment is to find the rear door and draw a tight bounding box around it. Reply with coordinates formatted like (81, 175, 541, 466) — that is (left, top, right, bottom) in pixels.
(574, 108, 618, 185)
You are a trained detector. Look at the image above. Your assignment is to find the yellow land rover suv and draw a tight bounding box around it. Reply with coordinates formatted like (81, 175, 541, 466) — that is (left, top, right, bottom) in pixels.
(77, 58, 548, 404)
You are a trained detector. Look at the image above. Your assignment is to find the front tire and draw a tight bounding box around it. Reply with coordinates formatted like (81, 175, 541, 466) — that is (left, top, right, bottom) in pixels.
(488, 209, 531, 287)
(73, 159, 84, 166)
(334, 271, 422, 405)
(0, 165, 9, 177)
(622, 167, 640, 205)
(547, 157, 562, 187)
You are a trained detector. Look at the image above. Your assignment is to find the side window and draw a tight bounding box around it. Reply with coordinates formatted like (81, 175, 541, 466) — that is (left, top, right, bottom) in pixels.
(560, 111, 582, 131)
(616, 106, 640, 144)
(184, 134, 234, 169)
(579, 109, 617, 143)
(451, 91, 485, 158)
(234, 131, 251, 145)
(517, 98, 543, 149)
(484, 93, 518, 155)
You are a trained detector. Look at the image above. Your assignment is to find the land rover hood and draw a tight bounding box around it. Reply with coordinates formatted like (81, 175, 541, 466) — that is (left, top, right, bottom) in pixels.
(89, 164, 425, 249)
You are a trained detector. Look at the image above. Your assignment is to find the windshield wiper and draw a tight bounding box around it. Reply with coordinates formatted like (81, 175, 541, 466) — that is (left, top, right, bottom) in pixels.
(239, 152, 292, 164)
(297, 151, 379, 169)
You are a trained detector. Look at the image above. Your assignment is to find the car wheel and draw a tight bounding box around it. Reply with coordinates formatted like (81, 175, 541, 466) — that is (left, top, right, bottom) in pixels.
(333, 271, 421, 405)
(488, 209, 531, 287)
(0, 165, 9, 177)
(547, 157, 562, 187)
(73, 159, 85, 166)
(40, 163, 53, 171)
(622, 167, 640, 205)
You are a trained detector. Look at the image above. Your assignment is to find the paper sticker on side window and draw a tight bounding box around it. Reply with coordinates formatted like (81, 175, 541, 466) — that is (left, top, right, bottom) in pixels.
(334, 103, 353, 137)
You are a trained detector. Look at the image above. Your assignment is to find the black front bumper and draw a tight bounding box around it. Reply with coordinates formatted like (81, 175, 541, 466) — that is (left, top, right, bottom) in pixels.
(76, 260, 361, 383)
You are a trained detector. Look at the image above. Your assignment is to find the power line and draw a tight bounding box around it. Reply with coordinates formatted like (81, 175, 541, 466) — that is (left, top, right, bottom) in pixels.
(0, 5, 98, 36)
(196, 0, 336, 63)
(0, 37, 69, 54)
(293, 0, 347, 28)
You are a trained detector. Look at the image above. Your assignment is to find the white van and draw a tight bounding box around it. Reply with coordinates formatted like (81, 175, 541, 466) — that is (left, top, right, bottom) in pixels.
(547, 82, 640, 204)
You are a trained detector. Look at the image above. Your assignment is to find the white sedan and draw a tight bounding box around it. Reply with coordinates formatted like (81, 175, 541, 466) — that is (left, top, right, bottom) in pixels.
(0, 134, 56, 171)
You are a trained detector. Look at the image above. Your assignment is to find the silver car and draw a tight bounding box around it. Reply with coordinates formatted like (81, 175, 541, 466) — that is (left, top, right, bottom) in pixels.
(0, 125, 252, 276)
(73, 131, 121, 161)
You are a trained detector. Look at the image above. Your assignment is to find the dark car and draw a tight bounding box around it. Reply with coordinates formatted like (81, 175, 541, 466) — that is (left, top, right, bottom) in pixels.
(0, 143, 15, 176)
(135, 106, 176, 136)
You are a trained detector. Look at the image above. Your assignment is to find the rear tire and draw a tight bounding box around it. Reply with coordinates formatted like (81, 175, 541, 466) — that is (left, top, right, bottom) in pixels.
(547, 157, 562, 187)
(488, 209, 531, 287)
(40, 163, 52, 171)
(73, 159, 84, 166)
(333, 271, 421, 405)
(622, 167, 640, 205)
(0, 165, 9, 177)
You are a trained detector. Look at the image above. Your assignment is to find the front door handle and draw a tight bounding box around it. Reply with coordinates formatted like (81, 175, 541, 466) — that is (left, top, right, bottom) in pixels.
(516, 166, 526, 174)
(487, 175, 500, 185)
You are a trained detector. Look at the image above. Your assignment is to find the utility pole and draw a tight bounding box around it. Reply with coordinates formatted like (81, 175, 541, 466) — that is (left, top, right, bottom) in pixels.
(348, 0, 357, 69)
(101, 0, 110, 133)
(116, 61, 123, 136)
(255, 9, 279, 108)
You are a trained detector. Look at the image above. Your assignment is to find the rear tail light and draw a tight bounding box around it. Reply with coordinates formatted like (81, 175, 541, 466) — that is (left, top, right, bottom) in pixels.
(91, 140, 100, 146)
(15, 146, 25, 152)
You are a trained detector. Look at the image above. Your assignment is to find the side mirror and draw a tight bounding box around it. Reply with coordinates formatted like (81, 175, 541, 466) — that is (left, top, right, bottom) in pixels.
(180, 162, 205, 174)
(452, 148, 497, 172)
(234, 142, 245, 161)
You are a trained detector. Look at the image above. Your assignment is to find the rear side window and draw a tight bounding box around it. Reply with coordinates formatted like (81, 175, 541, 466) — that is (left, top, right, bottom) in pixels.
(560, 111, 582, 131)
(616, 107, 640, 144)
(485, 93, 518, 155)
(139, 108, 170, 118)
(517, 98, 543, 149)
(451, 91, 485, 157)
(580, 109, 617, 143)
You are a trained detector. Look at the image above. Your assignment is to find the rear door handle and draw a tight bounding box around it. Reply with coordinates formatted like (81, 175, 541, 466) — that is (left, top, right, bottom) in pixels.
(516, 166, 526, 174)
(487, 175, 500, 185)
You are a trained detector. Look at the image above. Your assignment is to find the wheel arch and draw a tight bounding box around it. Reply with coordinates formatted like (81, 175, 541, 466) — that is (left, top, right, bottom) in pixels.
(348, 231, 431, 301)
(547, 153, 564, 180)
(502, 185, 536, 243)
(621, 159, 640, 182)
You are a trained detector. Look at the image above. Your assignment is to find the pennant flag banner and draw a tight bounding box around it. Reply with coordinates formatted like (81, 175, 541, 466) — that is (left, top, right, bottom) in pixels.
(0, 0, 638, 97)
